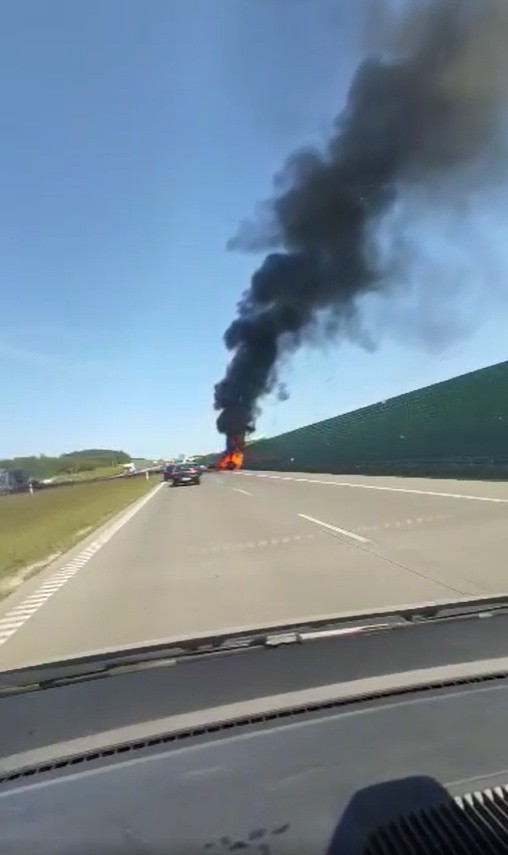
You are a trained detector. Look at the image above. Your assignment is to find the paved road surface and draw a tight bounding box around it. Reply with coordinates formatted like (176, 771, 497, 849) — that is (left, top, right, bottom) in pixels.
(1, 470, 508, 669)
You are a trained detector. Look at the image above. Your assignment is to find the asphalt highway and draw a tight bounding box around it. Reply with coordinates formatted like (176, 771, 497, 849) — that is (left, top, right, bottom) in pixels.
(1, 469, 508, 669)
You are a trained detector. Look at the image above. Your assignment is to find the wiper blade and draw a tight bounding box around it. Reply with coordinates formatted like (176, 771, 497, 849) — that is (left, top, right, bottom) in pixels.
(0, 634, 275, 694)
(264, 620, 402, 647)
(399, 599, 508, 624)
(2, 594, 508, 693)
(0, 620, 403, 693)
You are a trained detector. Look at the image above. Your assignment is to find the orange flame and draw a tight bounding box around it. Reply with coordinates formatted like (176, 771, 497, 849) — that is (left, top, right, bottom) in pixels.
(217, 450, 243, 470)
(217, 436, 244, 470)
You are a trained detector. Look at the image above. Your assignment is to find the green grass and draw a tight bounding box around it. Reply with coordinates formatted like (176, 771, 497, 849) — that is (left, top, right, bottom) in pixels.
(53, 465, 124, 482)
(0, 475, 157, 595)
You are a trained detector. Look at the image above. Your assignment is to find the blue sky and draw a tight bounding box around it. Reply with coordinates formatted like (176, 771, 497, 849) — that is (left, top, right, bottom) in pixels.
(1, 0, 507, 459)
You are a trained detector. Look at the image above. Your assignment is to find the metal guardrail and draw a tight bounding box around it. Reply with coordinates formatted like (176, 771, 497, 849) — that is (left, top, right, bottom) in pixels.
(34, 470, 159, 489)
(0, 469, 160, 497)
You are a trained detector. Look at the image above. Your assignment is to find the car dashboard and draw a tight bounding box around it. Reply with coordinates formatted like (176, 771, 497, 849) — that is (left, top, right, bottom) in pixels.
(2, 605, 508, 853)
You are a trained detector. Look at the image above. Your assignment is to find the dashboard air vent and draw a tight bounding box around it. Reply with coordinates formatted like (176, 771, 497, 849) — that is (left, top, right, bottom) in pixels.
(365, 784, 508, 854)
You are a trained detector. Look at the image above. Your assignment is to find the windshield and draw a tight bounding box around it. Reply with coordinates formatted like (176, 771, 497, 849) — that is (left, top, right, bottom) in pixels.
(1, 0, 508, 672)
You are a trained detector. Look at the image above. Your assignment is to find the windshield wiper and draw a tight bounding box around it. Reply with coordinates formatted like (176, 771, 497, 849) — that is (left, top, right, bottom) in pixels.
(0, 614, 410, 693)
(2, 594, 508, 694)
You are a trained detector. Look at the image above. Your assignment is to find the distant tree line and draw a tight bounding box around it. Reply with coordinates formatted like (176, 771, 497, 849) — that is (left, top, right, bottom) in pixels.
(0, 449, 131, 480)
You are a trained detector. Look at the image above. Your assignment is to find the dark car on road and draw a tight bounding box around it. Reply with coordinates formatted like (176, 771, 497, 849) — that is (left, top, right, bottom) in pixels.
(169, 463, 201, 487)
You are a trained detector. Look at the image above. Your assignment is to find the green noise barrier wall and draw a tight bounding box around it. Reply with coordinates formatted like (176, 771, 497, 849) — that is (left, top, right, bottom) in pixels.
(241, 360, 508, 478)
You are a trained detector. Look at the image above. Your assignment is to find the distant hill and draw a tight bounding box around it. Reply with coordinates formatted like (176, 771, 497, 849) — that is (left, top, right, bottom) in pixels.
(0, 449, 131, 480)
(60, 449, 131, 461)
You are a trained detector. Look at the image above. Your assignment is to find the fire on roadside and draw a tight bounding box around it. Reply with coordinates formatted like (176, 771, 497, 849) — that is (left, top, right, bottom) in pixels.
(217, 436, 244, 470)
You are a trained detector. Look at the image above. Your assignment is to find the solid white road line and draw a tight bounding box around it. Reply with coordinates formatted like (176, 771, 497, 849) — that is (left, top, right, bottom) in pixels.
(0, 482, 164, 649)
(233, 487, 252, 496)
(241, 472, 508, 504)
(298, 513, 369, 544)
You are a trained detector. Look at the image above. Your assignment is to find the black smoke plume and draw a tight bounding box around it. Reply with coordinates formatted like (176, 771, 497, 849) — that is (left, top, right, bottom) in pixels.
(214, 0, 508, 440)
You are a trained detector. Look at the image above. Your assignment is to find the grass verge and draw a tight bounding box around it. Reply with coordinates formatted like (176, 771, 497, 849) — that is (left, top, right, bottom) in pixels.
(0, 475, 157, 597)
(52, 465, 124, 482)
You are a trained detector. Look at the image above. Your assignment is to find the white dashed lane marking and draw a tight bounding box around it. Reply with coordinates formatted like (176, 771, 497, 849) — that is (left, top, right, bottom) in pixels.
(0, 483, 164, 648)
(188, 532, 316, 556)
(298, 513, 369, 544)
(232, 487, 252, 496)
(354, 514, 450, 533)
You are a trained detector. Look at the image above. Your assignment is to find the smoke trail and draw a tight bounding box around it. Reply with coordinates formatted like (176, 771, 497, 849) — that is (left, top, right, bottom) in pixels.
(214, 0, 508, 440)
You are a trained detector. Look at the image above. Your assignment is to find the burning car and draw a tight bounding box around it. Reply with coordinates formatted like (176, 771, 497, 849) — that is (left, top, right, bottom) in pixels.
(217, 449, 243, 471)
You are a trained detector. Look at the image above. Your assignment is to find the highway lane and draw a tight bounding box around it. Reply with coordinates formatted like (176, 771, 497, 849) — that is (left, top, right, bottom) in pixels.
(0, 470, 507, 669)
(238, 471, 508, 598)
